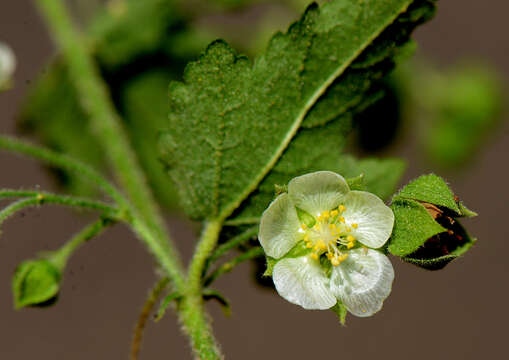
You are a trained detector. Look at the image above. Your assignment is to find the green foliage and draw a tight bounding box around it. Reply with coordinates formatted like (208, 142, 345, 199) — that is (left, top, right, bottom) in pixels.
(424, 64, 504, 167)
(396, 173, 460, 214)
(19, 0, 192, 207)
(20, 62, 105, 196)
(388, 198, 446, 256)
(88, 0, 181, 70)
(388, 174, 477, 269)
(160, 0, 435, 221)
(12, 259, 61, 309)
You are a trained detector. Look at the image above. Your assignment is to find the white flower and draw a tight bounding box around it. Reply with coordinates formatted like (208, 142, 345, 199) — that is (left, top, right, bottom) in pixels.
(259, 171, 395, 317)
(0, 42, 16, 89)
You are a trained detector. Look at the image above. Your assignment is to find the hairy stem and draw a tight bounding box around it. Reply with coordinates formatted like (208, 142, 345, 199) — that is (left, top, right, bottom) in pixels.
(188, 219, 223, 295)
(0, 190, 119, 216)
(207, 226, 259, 266)
(204, 247, 264, 287)
(0, 135, 123, 204)
(131, 277, 170, 360)
(0, 195, 118, 227)
(34, 1, 223, 358)
(34, 0, 185, 287)
(51, 218, 114, 270)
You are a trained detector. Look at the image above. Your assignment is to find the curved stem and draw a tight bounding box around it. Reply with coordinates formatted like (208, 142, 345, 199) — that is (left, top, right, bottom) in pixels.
(204, 247, 264, 287)
(188, 219, 223, 295)
(0, 195, 118, 226)
(51, 218, 114, 270)
(0, 135, 124, 205)
(34, 0, 176, 251)
(0, 190, 119, 216)
(207, 226, 259, 265)
(131, 277, 170, 360)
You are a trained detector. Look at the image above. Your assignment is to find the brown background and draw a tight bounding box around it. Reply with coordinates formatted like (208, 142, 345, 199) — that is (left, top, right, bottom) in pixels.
(1, 1, 508, 359)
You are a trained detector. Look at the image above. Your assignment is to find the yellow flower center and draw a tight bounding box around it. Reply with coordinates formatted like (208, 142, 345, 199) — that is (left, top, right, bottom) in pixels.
(300, 205, 358, 266)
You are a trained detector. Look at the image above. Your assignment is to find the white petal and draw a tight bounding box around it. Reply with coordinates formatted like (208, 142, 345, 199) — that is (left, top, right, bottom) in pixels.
(342, 191, 394, 248)
(288, 171, 349, 216)
(330, 249, 394, 317)
(259, 193, 300, 259)
(273, 256, 336, 310)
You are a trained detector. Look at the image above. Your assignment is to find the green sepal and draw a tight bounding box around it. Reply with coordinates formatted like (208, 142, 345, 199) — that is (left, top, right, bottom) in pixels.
(263, 256, 277, 277)
(402, 222, 477, 270)
(203, 289, 232, 317)
(458, 202, 478, 218)
(388, 198, 446, 257)
(12, 259, 62, 309)
(331, 301, 348, 326)
(296, 207, 316, 228)
(396, 174, 461, 214)
(346, 174, 366, 192)
(263, 240, 311, 277)
(154, 292, 181, 322)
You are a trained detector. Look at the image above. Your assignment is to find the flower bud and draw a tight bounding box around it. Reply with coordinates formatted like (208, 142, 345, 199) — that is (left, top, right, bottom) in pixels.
(388, 174, 476, 270)
(0, 42, 16, 90)
(12, 259, 61, 309)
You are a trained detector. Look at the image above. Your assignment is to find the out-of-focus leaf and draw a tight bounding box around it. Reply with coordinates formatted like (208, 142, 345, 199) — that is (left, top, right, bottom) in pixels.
(425, 63, 503, 167)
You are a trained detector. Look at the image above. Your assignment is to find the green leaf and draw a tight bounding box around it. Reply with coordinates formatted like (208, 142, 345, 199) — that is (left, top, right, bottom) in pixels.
(12, 259, 61, 309)
(396, 173, 461, 214)
(160, 0, 434, 221)
(331, 301, 348, 325)
(388, 198, 446, 257)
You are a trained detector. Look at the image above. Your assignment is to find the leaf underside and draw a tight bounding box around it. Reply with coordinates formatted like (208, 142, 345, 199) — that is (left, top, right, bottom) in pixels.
(160, 0, 437, 221)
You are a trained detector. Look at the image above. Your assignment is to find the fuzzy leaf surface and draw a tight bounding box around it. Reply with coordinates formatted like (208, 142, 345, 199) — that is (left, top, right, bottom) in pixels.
(388, 198, 446, 257)
(160, 0, 432, 220)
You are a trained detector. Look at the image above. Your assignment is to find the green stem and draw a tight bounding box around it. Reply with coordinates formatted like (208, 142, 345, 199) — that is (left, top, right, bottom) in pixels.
(204, 247, 264, 287)
(51, 218, 113, 270)
(34, 0, 174, 248)
(0, 198, 40, 225)
(0, 195, 118, 226)
(34, 0, 185, 287)
(33, 1, 222, 358)
(0, 135, 124, 205)
(207, 226, 259, 266)
(0, 190, 119, 216)
(188, 219, 223, 295)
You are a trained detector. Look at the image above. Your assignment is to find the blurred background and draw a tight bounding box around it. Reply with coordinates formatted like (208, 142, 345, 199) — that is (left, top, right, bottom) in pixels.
(0, 0, 508, 359)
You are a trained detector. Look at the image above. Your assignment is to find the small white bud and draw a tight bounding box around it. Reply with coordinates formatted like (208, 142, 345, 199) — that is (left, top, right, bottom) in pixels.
(0, 42, 16, 90)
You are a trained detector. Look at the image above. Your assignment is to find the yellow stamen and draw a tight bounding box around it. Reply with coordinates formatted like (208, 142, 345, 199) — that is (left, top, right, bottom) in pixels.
(310, 253, 319, 260)
(352, 223, 358, 229)
(347, 242, 355, 249)
(339, 216, 345, 223)
(313, 223, 320, 231)
(346, 235, 355, 243)
(306, 242, 313, 249)
(338, 205, 346, 213)
(301, 224, 307, 231)
(331, 209, 339, 217)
